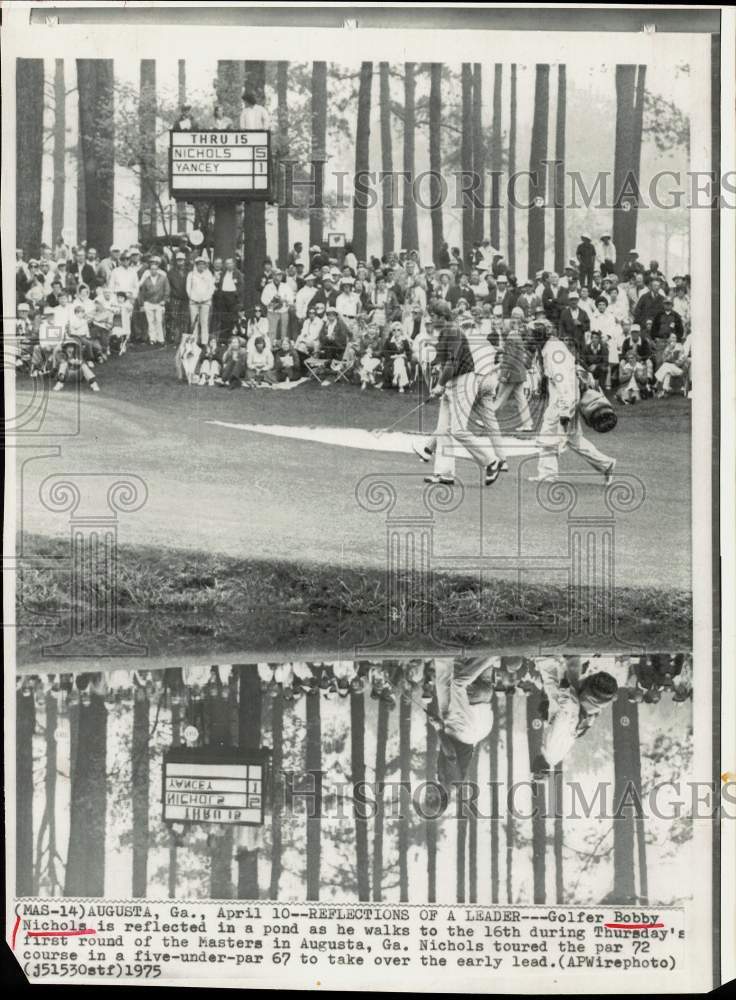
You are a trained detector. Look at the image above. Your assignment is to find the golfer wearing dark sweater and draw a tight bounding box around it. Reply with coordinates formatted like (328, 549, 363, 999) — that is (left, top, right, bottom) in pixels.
(415, 313, 502, 487)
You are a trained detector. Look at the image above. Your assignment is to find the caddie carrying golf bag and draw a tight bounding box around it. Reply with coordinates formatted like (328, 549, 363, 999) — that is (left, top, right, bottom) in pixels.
(578, 386, 618, 433)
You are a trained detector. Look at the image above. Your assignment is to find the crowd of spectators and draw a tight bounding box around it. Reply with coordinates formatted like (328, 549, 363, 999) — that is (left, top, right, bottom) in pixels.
(17, 654, 692, 713)
(14, 231, 692, 405)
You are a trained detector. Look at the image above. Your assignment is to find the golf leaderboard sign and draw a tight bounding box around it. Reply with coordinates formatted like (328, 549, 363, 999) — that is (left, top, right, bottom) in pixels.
(162, 747, 270, 827)
(168, 129, 272, 200)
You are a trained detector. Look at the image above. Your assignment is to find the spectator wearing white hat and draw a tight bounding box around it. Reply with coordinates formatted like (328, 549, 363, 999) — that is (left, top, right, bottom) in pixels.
(138, 255, 170, 345)
(186, 255, 215, 344)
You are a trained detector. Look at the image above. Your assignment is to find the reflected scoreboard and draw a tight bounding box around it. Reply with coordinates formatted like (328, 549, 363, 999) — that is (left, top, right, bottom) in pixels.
(162, 748, 269, 826)
(169, 130, 272, 200)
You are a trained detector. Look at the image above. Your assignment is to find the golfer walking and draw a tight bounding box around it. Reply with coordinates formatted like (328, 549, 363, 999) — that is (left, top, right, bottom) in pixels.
(414, 315, 503, 487)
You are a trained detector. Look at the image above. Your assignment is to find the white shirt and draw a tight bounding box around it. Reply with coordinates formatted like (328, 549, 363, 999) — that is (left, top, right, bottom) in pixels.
(295, 284, 317, 320)
(240, 105, 270, 130)
(109, 266, 139, 299)
(186, 268, 215, 303)
(221, 270, 237, 293)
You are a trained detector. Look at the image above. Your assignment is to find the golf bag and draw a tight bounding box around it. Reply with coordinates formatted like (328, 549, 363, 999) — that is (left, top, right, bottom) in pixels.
(578, 386, 618, 433)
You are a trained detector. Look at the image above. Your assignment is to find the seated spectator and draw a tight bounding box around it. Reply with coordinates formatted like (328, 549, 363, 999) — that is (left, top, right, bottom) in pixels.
(319, 306, 349, 362)
(655, 332, 688, 397)
(91, 290, 115, 358)
(246, 335, 277, 386)
(31, 307, 63, 377)
(583, 330, 609, 386)
(272, 331, 299, 382)
(197, 339, 222, 386)
(53, 337, 100, 393)
(175, 332, 202, 385)
(220, 333, 247, 388)
(358, 346, 383, 390)
(382, 321, 412, 393)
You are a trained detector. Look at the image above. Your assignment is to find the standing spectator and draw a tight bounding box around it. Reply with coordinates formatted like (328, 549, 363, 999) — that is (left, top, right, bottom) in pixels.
(138, 255, 170, 345)
(186, 255, 215, 344)
(559, 290, 590, 353)
(217, 258, 243, 338)
(634, 276, 666, 328)
(576, 234, 596, 288)
(167, 251, 190, 342)
(211, 103, 233, 129)
(652, 297, 684, 342)
(240, 90, 270, 129)
(97, 245, 122, 287)
(671, 275, 691, 329)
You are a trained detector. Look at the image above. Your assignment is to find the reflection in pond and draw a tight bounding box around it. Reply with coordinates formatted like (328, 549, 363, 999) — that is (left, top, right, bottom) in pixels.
(16, 656, 693, 906)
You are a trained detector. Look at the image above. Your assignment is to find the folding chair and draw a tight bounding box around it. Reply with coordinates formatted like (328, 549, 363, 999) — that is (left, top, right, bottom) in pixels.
(330, 357, 356, 385)
(304, 355, 330, 385)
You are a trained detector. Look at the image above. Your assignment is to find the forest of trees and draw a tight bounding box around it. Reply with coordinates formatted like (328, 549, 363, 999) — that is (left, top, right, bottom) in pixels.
(17, 657, 692, 906)
(15, 57, 688, 276)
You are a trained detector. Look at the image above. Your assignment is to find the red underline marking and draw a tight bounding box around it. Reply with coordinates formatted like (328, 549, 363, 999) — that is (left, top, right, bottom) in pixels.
(604, 923, 665, 930)
(11, 916, 20, 950)
(26, 929, 96, 938)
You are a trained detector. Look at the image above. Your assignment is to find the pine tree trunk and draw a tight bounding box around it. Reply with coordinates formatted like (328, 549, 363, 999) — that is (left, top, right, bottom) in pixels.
(269, 690, 285, 900)
(139, 60, 157, 247)
(352, 62, 374, 261)
(527, 64, 550, 278)
(489, 696, 500, 903)
(460, 63, 474, 265)
(236, 664, 262, 899)
(16, 59, 45, 255)
(52, 60, 67, 245)
(505, 692, 514, 904)
(168, 686, 182, 898)
(208, 687, 233, 900)
(276, 61, 290, 266)
(526, 688, 547, 904)
(612, 65, 638, 270)
(425, 697, 439, 903)
(379, 63, 395, 256)
(177, 61, 188, 234)
(309, 61, 327, 250)
(472, 63, 485, 245)
(507, 65, 517, 273)
(131, 690, 150, 897)
(45, 693, 59, 894)
(242, 62, 268, 307)
(398, 690, 411, 902)
(401, 63, 419, 252)
(76, 59, 115, 252)
(16, 691, 35, 896)
(554, 65, 567, 275)
(612, 691, 638, 903)
(214, 61, 245, 265)
(428, 64, 444, 265)
(64, 694, 107, 896)
(456, 806, 467, 904)
(351, 690, 371, 901)
(468, 752, 479, 904)
(372, 697, 390, 901)
(305, 690, 322, 901)
(490, 64, 503, 250)
(553, 763, 564, 903)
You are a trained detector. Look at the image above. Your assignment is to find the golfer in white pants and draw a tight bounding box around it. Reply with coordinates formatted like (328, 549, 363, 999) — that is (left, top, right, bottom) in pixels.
(532, 331, 615, 483)
(414, 317, 502, 487)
